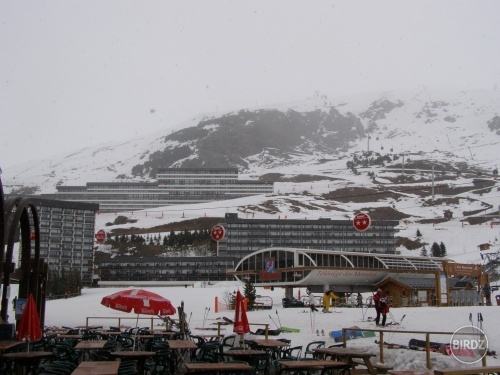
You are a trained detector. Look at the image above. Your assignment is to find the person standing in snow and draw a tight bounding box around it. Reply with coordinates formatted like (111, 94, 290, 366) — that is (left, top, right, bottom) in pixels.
(357, 293, 363, 308)
(482, 284, 492, 306)
(323, 285, 340, 313)
(373, 288, 389, 326)
(306, 287, 318, 312)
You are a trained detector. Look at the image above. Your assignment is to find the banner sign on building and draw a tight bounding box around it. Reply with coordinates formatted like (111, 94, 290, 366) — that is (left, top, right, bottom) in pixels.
(265, 258, 275, 273)
(259, 257, 282, 280)
(446, 263, 481, 277)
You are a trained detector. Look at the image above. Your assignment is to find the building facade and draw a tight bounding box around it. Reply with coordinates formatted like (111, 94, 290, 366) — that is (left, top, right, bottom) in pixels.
(231, 247, 458, 306)
(43, 168, 274, 212)
(216, 213, 399, 260)
(29, 198, 99, 286)
(98, 256, 239, 285)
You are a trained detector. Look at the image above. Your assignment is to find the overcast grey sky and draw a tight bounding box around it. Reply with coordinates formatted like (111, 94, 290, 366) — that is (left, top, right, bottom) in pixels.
(1, 0, 499, 168)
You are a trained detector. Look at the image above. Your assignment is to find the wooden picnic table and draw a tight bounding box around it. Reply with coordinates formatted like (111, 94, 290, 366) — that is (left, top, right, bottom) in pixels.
(224, 349, 267, 367)
(276, 359, 351, 375)
(185, 362, 254, 374)
(314, 347, 377, 375)
(248, 338, 289, 347)
(248, 338, 290, 359)
(1, 351, 54, 375)
(167, 339, 198, 372)
(110, 351, 155, 375)
(388, 371, 434, 375)
(0, 341, 23, 353)
(75, 340, 108, 361)
(71, 361, 120, 375)
(433, 366, 500, 375)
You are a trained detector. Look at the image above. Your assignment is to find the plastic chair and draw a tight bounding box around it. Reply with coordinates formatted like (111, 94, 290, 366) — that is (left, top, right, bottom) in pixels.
(90, 340, 118, 361)
(221, 334, 237, 350)
(281, 345, 303, 360)
(145, 349, 173, 375)
(118, 360, 137, 375)
(304, 340, 325, 358)
(38, 363, 74, 375)
(193, 343, 222, 363)
(118, 334, 135, 351)
(254, 351, 272, 375)
(54, 343, 80, 365)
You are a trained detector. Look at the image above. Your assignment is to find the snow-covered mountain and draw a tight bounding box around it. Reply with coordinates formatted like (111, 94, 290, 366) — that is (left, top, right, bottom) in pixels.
(3, 89, 499, 195)
(2, 88, 500, 272)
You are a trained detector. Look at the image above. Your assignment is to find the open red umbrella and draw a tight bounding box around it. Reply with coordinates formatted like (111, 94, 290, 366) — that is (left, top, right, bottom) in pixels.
(17, 294, 42, 352)
(101, 289, 176, 316)
(233, 291, 250, 347)
(101, 289, 176, 349)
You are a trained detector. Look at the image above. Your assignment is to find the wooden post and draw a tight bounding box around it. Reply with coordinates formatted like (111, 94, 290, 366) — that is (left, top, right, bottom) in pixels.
(379, 331, 384, 363)
(426, 333, 431, 369)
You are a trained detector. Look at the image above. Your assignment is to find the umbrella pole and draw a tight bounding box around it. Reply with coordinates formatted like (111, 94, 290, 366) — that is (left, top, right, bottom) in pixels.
(134, 314, 139, 351)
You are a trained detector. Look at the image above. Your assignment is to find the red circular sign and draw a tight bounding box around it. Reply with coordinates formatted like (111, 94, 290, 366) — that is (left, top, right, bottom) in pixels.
(353, 213, 371, 232)
(96, 229, 106, 243)
(211, 225, 225, 241)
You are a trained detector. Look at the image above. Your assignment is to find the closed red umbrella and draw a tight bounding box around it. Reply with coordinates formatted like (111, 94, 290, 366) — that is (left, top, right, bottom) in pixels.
(233, 291, 250, 347)
(17, 294, 42, 352)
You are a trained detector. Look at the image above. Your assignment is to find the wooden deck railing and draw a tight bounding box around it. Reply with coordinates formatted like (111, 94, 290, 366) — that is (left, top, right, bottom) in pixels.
(341, 327, 488, 370)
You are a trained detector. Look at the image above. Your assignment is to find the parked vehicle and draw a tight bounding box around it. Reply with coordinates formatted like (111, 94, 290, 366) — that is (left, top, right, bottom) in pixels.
(282, 297, 305, 308)
(254, 295, 273, 309)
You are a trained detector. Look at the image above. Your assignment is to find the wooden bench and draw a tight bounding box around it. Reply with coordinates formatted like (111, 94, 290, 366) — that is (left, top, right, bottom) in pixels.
(254, 302, 265, 310)
(433, 366, 500, 375)
(352, 359, 394, 374)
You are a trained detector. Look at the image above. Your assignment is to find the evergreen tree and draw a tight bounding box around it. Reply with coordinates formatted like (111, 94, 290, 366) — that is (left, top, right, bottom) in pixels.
(439, 242, 447, 257)
(431, 242, 441, 257)
(416, 229, 422, 237)
(243, 281, 257, 310)
(420, 246, 428, 257)
(168, 231, 176, 247)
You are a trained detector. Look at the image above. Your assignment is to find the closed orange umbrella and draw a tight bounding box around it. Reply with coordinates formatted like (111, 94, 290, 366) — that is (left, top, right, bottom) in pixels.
(16, 294, 42, 352)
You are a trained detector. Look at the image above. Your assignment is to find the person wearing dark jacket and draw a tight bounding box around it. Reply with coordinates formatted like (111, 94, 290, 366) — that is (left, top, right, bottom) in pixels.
(483, 284, 492, 306)
(373, 289, 389, 326)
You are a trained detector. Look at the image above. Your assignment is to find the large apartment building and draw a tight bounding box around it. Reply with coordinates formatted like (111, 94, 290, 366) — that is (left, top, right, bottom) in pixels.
(28, 198, 99, 286)
(44, 168, 274, 212)
(216, 213, 399, 260)
(97, 213, 399, 285)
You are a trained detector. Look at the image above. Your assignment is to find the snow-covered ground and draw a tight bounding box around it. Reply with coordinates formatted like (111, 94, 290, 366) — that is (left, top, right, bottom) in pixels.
(10, 281, 500, 372)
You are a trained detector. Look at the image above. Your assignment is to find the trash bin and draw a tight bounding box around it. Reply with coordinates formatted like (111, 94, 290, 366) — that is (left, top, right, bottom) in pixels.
(496, 295, 500, 306)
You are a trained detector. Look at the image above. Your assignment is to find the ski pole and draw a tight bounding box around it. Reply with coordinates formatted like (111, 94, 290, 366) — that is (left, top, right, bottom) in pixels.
(387, 314, 405, 342)
(203, 307, 209, 328)
(268, 315, 279, 330)
(276, 309, 282, 328)
(309, 309, 313, 333)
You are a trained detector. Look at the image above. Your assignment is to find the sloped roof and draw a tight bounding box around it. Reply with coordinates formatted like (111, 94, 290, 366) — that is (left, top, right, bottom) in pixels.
(376, 275, 472, 290)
